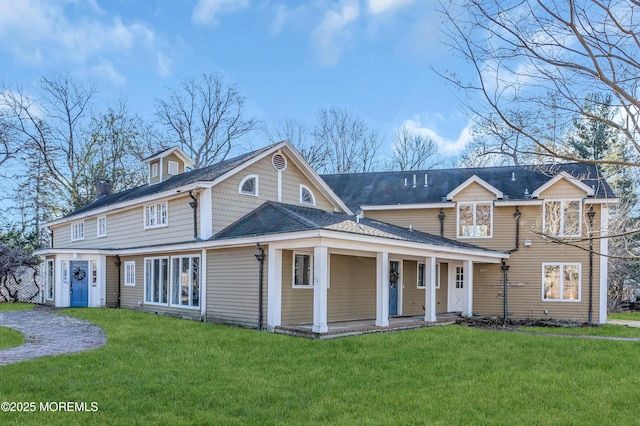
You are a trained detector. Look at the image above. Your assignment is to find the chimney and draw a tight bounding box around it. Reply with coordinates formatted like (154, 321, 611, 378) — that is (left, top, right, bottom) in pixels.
(96, 179, 113, 199)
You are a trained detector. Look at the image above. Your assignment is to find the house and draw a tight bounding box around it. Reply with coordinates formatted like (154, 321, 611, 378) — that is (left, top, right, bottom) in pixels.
(35, 141, 617, 336)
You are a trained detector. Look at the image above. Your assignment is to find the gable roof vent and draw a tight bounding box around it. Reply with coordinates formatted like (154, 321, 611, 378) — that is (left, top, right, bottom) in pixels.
(272, 153, 287, 171)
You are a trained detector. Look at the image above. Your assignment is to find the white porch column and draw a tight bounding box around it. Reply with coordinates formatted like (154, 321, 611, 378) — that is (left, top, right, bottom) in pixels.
(424, 257, 437, 322)
(463, 260, 474, 317)
(376, 252, 390, 326)
(313, 246, 329, 333)
(267, 246, 282, 329)
(599, 205, 609, 324)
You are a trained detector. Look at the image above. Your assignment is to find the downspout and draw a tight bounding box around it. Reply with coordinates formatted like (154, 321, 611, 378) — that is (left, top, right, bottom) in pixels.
(503, 207, 521, 320)
(188, 191, 198, 240)
(115, 255, 122, 308)
(254, 243, 265, 330)
(587, 205, 595, 324)
(438, 209, 445, 238)
(50, 229, 54, 249)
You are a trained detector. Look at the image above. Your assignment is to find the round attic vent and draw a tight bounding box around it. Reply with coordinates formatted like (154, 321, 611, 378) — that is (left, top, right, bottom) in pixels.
(272, 153, 287, 171)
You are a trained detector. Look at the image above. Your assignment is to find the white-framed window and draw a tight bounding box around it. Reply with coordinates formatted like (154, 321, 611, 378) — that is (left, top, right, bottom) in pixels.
(124, 261, 136, 286)
(168, 160, 179, 175)
(417, 263, 440, 289)
(144, 201, 168, 229)
(293, 252, 313, 288)
(151, 162, 158, 178)
(542, 263, 581, 302)
(543, 199, 582, 237)
(97, 216, 107, 238)
(170, 255, 200, 308)
(45, 259, 54, 300)
(144, 257, 169, 304)
(238, 174, 259, 196)
(300, 184, 316, 206)
(457, 202, 492, 238)
(71, 221, 85, 241)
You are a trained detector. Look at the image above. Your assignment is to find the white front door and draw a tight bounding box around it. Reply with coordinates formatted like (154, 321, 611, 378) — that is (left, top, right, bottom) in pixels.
(448, 263, 465, 312)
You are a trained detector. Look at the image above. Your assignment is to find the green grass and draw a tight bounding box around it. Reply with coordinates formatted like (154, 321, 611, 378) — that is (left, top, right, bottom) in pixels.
(520, 324, 640, 338)
(0, 303, 34, 312)
(608, 311, 640, 321)
(0, 326, 24, 349)
(1, 309, 639, 425)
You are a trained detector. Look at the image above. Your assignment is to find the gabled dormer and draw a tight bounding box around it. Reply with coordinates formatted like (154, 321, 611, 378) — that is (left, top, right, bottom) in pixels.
(142, 147, 195, 185)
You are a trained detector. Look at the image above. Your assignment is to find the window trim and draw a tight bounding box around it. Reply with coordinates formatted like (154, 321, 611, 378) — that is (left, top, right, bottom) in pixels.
(299, 184, 316, 206)
(238, 174, 259, 196)
(143, 201, 169, 229)
(292, 251, 314, 288)
(457, 201, 493, 238)
(169, 255, 200, 309)
(71, 221, 85, 241)
(97, 216, 107, 238)
(542, 262, 582, 302)
(124, 261, 136, 287)
(417, 262, 440, 289)
(143, 256, 169, 305)
(543, 199, 582, 238)
(151, 162, 158, 178)
(45, 259, 54, 301)
(168, 160, 179, 175)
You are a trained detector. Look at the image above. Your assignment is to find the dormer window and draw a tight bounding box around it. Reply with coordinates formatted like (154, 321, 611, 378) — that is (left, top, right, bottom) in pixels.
(300, 185, 316, 206)
(239, 175, 259, 196)
(151, 163, 158, 178)
(168, 161, 178, 175)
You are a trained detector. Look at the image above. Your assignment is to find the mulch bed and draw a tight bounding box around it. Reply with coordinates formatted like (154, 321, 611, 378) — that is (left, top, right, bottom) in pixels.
(456, 316, 599, 330)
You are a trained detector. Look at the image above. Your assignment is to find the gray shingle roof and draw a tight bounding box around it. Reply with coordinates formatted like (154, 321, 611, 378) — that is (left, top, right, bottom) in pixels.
(66, 143, 280, 218)
(212, 201, 504, 255)
(321, 163, 616, 213)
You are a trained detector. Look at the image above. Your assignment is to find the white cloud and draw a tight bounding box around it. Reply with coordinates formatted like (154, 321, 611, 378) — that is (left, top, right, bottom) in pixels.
(403, 117, 473, 154)
(367, 0, 415, 15)
(156, 51, 172, 77)
(91, 61, 126, 86)
(192, 0, 250, 26)
(0, 0, 160, 81)
(310, 0, 360, 66)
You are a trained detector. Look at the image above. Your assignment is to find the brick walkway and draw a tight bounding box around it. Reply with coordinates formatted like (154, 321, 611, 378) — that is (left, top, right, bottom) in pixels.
(0, 308, 106, 366)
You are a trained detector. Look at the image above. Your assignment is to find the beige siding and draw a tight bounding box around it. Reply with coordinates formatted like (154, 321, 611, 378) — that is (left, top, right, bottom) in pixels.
(119, 251, 203, 320)
(452, 182, 498, 202)
(52, 195, 195, 249)
(437, 263, 448, 313)
(206, 246, 267, 329)
(105, 255, 119, 307)
(539, 179, 588, 199)
(211, 153, 337, 233)
(281, 250, 313, 325)
(163, 153, 186, 177)
(402, 260, 424, 316)
(327, 255, 376, 321)
(149, 160, 160, 185)
(364, 207, 457, 239)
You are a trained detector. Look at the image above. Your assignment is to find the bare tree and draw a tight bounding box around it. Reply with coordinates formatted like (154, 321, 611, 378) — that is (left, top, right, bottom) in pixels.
(312, 107, 383, 174)
(156, 73, 257, 168)
(437, 0, 640, 166)
(262, 118, 327, 171)
(387, 125, 440, 171)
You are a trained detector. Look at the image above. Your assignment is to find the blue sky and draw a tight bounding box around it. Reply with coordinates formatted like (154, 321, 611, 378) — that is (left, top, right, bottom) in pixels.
(0, 0, 474, 160)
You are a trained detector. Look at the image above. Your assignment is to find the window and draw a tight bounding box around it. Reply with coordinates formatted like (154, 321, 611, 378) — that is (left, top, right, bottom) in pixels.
(124, 261, 136, 286)
(543, 263, 581, 301)
(418, 263, 440, 289)
(238, 175, 258, 196)
(458, 202, 492, 238)
(144, 201, 168, 229)
(293, 253, 313, 287)
(168, 161, 179, 175)
(71, 221, 85, 241)
(144, 257, 169, 304)
(45, 259, 54, 300)
(170, 256, 200, 308)
(544, 200, 581, 237)
(300, 185, 316, 206)
(97, 216, 107, 238)
(151, 162, 158, 178)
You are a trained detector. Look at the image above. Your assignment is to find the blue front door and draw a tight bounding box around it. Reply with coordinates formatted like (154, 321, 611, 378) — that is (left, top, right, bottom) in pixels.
(389, 261, 399, 316)
(70, 261, 89, 307)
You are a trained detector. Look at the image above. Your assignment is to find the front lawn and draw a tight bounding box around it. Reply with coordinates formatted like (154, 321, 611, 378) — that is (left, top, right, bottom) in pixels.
(608, 311, 640, 321)
(520, 324, 640, 338)
(0, 303, 34, 312)
(0, 327, 24, 349)
(0, 309, 638, 425)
